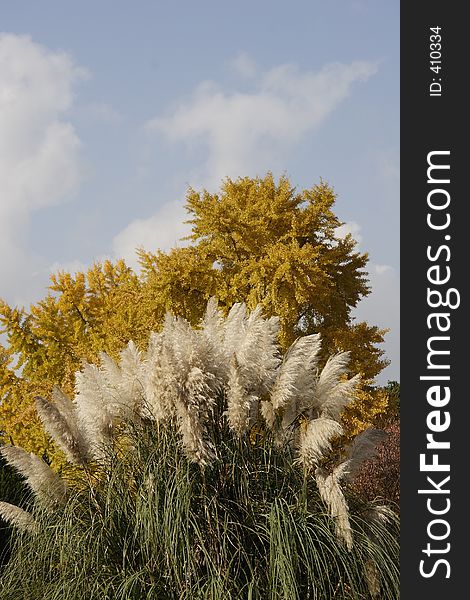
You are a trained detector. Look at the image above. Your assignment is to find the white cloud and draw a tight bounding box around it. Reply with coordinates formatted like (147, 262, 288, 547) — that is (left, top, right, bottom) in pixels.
(230, 52, 258, 79)
(47, 258, 90, 276)
(377, 152, 399, 183)
(112, 201, 191, 269)
(374, 264, 392, 275)
(147, 58, 377, 189)
(78, 101, 122, 124)
(335, 221, 363, 246)
(0, 34, 85, 304)
(113, 57, 377, 281)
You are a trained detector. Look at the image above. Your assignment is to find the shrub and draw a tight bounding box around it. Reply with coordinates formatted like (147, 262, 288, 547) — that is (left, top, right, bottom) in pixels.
(350, 419, 400, 511)
(0, 300, 399, 599)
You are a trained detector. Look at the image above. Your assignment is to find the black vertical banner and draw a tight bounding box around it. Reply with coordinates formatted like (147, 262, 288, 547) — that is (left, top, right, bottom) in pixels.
(401, 3, 466, 598)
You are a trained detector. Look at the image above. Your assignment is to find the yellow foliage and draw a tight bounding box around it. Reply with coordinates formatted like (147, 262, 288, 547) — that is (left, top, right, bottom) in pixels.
(342, 384, 390, 439)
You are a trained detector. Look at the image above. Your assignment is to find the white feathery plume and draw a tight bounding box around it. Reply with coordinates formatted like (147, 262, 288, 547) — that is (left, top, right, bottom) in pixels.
(166, 317, 199, 381)
(76, 361, 115, 406)
(260, 400, 276, 429)
(35, 396, 88, 465)
(226, 355, 256, 436)
(252, 317, 281, 395)
(168, 311, 208, 386)
(199, 298, 230, 382)
(315, 466, 353, 550)
(296, 418, 343, 473)
(223, 308, 276, 429)
(143, 332, 171, 421)
(310, 352, 359, 420)
(98, 351, 122, 388)
(268, 334, 321, 431)
(97, 353, 126, 411)
(201, 297, 225, 347)
(314, 427, 388, 554)
(117, 342, 145, 416)
(74, 347, 146, 456)
(223, 303, 247, 355)
(0, 446, 67, 507)
(315, 352, 351, 398)
(151, 311, 227, 460)
(51, 386, 80, 430)
(189, 316, 228, 400)
(149, 330, 182, 422)
(194, 325, 228, 393)
(94, 347, 143, 420)
(270, 337, 305, 412)
(260, 315, 282, 390)
(208, 305, 279, 434)
(150, 317, 206, 424)
(331, 460, 350, 482)
(168, 319, 195, 377)
(0, 502, 37, 533)
(289, 334, 323, 402)
(320, 374, 360, 421)
(74, 362, 117, 461)
(234, 308, 281, 397)
(175, 366, 216, 466)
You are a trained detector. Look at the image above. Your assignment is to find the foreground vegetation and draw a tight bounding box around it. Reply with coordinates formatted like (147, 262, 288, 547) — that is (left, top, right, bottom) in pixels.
(1, 426, 399, 599)
(1, 301, 399, 598)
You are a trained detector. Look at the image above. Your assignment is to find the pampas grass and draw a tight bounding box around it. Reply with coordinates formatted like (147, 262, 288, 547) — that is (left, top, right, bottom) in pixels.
(0, 502, 36, 533)
(0, 446, 67, 507)
(0, 420, 399, 599)
(35, 395, 88, 466)
(296, 418, 344, 473)
(0, 300, 399, 598)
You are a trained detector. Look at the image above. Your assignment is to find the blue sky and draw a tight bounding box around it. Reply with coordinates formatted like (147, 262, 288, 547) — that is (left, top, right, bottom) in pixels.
(0, 0, 399, 382)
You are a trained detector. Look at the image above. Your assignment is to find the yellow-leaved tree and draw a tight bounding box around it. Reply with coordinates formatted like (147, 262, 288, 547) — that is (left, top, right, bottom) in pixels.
(0, 173, 390, 464)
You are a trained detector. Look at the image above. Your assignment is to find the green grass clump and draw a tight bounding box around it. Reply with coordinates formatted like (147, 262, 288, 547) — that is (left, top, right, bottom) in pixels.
(0, 420, 399, 599)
